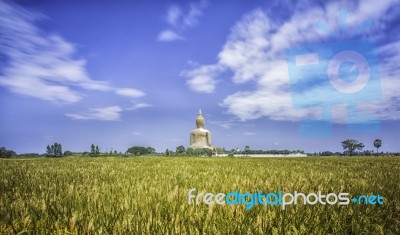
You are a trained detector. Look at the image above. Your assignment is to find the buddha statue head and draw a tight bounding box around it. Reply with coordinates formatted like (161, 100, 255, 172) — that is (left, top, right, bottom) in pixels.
(195, 109, 205, 128)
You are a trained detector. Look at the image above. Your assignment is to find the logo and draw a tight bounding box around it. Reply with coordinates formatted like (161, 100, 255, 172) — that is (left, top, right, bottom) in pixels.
(286, 9, 381, 136)
(188, 188, 384, 210)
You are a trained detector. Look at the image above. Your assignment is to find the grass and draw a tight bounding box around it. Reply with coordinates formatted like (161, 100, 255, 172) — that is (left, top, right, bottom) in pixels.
(0, 156, 399, 234)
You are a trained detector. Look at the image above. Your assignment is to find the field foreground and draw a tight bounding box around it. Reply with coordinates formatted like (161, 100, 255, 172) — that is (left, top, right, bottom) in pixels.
(1, 157, 399, 234)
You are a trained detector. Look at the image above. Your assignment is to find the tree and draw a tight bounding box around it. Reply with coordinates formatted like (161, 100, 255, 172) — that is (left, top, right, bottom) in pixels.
(54, 143, 62, 157)
(51, 144, 55, 156)
(127, 146, 154, 156)
(373, 139, 382, 156)
(244, 146, 250, 155)
(321, 151, 334, 156)
(89, 144, 100, 157)
(46, 142, 62, 157)
(215, 147, 225, 154)
(146, 147, 155, 154)
(90, 144, 95, 155)
(176, 145, 186, 154)
(341, 139, 365, 156)
(46, 145, 52, 157)
(0, 147, 16, 158)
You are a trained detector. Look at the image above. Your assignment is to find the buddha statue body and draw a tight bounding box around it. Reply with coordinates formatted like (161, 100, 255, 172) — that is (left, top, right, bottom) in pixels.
(189, 110, 213, 150)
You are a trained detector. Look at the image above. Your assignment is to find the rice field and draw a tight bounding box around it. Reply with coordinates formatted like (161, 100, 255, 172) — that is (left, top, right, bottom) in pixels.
(1, 156, 399, 234)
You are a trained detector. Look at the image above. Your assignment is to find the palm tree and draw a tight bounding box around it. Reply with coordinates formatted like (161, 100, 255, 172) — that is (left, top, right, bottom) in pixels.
(373, 139, 382, 156)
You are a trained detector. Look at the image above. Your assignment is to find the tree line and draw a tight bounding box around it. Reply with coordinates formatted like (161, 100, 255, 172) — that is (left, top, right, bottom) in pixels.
(44, 144, 156, 157)
(0, 137, 397, 158)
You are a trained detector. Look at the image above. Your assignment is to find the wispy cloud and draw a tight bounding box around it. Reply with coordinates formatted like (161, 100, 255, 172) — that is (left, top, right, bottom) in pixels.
(183, 0, 400, 123)
(208, 119, 235, 129)
(163, 138, 184, 142)
(158, 30, 184, 42)
(166, 5, 182, 27)
(0, 1, 148, 111)
(158, 0, 207, 42)
(243, 132, 256, 136)
(126, 102, 152, 110)
(66, 101, 151, 121)
(66, 106, 123, 121)
(0, 2, 105, 103)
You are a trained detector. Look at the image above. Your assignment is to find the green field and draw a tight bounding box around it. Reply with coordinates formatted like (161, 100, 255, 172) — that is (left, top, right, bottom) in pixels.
(1, 157, 399, 234)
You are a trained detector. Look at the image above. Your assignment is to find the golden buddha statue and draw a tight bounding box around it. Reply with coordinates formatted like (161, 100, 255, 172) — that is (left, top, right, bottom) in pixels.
(189, 109, 213, 150)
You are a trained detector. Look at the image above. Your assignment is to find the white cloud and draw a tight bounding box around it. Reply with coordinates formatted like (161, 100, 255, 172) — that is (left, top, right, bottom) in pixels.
(0, 1, 147, 108)
(218, 9, 275, 84)
(157, 30, 184, 42)
(115, 88, 145, 98)
(0, 75, 81, 103)
(66, 106, 123, 121)
(126, 102, 152, 110)
(158, 1, 207, 42)
(132, 132, 141, 136)
(186, 75, 216, 93)
(183, 1, 400, 123)
(183, 1, 207, 28)
(243, 132, 256, 136)
(182, 64, 222, 93)
(208, 120, 235, 129)
(166, 5, 182, 27)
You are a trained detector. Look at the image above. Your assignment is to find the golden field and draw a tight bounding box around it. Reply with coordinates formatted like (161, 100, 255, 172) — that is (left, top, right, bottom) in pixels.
(1, 157, 399, 234)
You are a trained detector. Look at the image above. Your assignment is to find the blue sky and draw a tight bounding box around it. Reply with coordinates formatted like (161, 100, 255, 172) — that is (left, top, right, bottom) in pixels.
(0, 0, 399, 154)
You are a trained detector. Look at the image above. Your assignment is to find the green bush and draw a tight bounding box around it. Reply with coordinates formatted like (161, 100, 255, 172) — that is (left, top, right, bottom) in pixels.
(186, 148, 213, 156)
